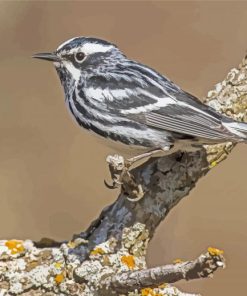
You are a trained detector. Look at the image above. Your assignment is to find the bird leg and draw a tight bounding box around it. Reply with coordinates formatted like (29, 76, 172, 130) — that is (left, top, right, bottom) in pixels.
(105, 154, 144, 202)
(104, 148, 169, 201)
(126, 147, 169, 165)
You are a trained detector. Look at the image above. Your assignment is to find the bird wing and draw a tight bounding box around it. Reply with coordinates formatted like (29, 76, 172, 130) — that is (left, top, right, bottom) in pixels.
(85, 61, 232, 141)
(145, 93, 228, 140)
(124, 88, 230, 141)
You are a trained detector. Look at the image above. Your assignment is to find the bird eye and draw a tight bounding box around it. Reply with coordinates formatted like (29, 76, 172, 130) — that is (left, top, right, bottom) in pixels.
(75, 52, 85, 63)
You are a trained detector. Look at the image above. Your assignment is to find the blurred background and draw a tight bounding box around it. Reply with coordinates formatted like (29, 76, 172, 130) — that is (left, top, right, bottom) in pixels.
(0, 1, 246, 295)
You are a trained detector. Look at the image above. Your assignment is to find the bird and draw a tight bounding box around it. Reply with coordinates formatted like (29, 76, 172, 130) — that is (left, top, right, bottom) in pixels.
(33, 37, 247, 167)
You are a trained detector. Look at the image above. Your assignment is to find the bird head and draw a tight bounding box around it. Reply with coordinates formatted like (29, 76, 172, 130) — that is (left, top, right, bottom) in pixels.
(33, 37, 123, 90)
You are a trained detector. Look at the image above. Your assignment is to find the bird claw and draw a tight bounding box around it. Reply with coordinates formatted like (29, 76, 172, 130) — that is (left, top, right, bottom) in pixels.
(105, 154, 125, 189)
(104, 179, 117, 189)
(105, 154, 144, 201)
(104, 178, 123, 190)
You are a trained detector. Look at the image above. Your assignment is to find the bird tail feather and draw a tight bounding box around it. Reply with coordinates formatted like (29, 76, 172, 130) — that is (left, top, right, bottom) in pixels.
(223, 121, 247, 142)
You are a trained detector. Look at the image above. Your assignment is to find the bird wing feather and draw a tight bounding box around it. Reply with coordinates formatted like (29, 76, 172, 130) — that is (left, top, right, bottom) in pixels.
(86, 61, 233, 141)
(144, 91, 232, 140)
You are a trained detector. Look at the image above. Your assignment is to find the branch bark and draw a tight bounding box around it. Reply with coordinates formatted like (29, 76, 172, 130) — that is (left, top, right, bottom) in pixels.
(101, 250, 225, 294)
(1, 55, 247, 295)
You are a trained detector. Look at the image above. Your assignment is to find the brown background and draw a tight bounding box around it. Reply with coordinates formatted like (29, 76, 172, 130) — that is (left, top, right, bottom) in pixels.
(0, 1, 246, 295)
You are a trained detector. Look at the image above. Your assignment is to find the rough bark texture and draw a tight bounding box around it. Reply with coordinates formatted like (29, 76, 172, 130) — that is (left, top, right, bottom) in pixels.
(1, 55, 247, 295)
(102, 249, 225, 294)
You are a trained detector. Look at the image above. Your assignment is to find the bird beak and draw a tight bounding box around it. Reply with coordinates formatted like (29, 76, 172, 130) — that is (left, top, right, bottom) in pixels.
(32, 52, 60, 62)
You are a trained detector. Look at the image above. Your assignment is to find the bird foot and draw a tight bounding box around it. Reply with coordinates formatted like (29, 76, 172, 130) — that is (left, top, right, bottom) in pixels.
(104, 154, 126, 189)
(104, 154, 144, 202)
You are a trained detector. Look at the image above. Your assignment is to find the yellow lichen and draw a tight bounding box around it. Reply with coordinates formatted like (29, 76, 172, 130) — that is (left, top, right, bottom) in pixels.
(121, 255, 135, 269)
(209, 161, 217, 168)
(208, 247, 224, 256)
(90, 247, 105, 256)
(54, 262, 63, 269)
(5, 240, 25, 254)
(141, 288, 163, 296)
(55, 273, 64, 284)
(173, 258, 183, 264)
(141, 288, 155, 296)
(67, 241, 76, 248)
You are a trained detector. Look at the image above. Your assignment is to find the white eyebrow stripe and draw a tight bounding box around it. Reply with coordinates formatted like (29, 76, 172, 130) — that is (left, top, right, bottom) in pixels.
(57, 43, 114, 56)
(56, 37, 79, 51)
(82, 43, 114, 54)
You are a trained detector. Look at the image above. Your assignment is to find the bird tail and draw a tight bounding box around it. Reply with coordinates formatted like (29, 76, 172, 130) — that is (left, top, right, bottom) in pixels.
(223, 120, 247, 142)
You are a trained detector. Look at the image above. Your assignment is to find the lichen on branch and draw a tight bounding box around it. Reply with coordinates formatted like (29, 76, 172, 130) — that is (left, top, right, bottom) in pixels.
(0, 224, 225, 296)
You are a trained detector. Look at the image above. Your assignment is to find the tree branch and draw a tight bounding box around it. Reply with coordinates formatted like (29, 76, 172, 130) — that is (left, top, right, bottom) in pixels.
(102, 250, 225, 294)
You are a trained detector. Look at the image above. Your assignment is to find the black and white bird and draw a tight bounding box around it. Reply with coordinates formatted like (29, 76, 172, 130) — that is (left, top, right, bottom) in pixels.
(33, 37, 247, 161)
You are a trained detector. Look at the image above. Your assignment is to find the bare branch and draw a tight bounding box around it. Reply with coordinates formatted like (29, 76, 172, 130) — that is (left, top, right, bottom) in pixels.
(102, 250, 225, 294)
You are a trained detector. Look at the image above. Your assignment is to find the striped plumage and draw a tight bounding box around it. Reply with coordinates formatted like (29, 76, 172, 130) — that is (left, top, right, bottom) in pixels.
(33, 37, 247, 157)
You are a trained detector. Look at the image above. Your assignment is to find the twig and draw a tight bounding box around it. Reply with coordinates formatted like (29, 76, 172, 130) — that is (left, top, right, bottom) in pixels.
(102, 250, 225, 294)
